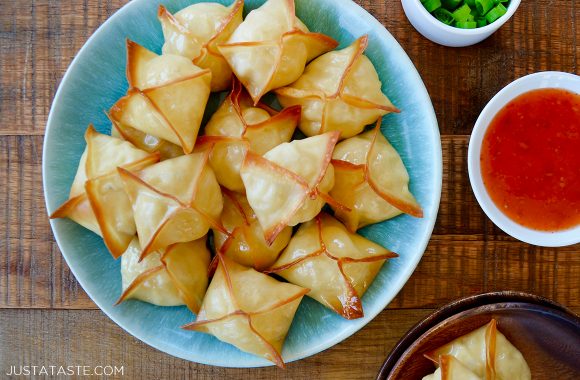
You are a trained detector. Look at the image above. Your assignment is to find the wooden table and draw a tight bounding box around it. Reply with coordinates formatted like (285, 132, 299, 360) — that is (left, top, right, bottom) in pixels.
(1, 0, 578, 378)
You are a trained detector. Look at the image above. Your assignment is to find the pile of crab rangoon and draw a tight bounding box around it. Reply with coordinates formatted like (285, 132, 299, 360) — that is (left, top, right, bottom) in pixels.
(51, 0, 423, 367)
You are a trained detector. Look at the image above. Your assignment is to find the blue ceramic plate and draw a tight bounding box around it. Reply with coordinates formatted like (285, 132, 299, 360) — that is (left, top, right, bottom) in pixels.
(43, 0, 442, 367)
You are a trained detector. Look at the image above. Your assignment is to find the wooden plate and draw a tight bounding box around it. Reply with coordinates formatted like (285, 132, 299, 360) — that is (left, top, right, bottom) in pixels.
(377, 291, 580, 379)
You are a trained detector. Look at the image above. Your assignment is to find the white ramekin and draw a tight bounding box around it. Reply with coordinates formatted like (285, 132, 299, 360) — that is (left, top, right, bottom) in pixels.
(401, 0, 521, 47)
(468, 71, 580, 247)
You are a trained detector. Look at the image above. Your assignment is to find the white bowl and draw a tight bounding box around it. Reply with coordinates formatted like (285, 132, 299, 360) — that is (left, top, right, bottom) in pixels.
(401, 0, 521, 47)
(468, 71, 580, 247)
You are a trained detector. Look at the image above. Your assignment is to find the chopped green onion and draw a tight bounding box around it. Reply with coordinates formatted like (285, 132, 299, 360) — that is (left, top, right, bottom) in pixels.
(475, 0, 495, 15)
(442, 0, 462, 9)
(485, 3, 507, 23)
(476, 17, 487, 27)
(452, 4, 472, 22)
(423, 0, 442, 12)
(455, 21, 477, 28)
(421, 0, 510, 29)
(433, 8, 455, 25)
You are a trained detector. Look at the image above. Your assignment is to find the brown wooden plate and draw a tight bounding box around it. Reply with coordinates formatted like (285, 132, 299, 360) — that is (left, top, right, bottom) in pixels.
(377, 291, 580, 379)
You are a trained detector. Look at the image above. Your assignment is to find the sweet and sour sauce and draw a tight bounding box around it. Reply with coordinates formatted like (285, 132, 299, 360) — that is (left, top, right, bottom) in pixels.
(480, 88, 580, 231)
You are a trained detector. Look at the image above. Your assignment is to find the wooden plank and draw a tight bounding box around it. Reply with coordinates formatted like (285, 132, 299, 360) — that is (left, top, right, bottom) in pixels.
(0, 1, 126, 136)
(0, 308, 432, 379)
(5, 234, 578, 312)
(0, 1, 577, 136)
(1, 135, 579, 310)
(0, 136, 92, 309)
(391, 238, 580, 312)
(435, 135, 486, 236)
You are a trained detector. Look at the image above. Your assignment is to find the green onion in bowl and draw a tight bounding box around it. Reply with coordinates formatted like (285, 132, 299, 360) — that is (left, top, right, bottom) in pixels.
(421, 0, 510, 28)
(486, 3, 508, 23)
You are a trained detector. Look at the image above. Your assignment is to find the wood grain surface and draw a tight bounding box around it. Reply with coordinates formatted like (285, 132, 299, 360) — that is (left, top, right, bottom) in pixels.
(0, 0, 578, 379)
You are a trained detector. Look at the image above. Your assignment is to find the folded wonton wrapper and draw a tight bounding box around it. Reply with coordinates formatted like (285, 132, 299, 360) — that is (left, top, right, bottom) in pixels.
(218, 0, 338, 104)
(183, 255, 308, 368)
(330, 121, 422, 231)
(276, 35, 399, 139)
(424, 319, 531, 380)
(268, 213, 397, 319)
(51, 126, 154, 240)
(199, 80, 300, 192)
(158, 0, 243, 91)
(109, 113, 183, 161)
(240, 131, 340, 244)
(423, 355, 481, 380)
(214, 189, 292, 271)
(116, 237, 210, 313)
(110, 40, 211, 154)
(118, 151, 223, 261)
(85, 153, 160, 258)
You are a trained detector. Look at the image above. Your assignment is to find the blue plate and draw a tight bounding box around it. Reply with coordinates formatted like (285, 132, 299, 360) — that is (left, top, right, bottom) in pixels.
(43, 0, 442, 367)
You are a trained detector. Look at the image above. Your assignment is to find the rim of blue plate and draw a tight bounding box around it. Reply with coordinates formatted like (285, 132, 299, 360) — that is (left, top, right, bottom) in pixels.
(42, 0, 442, 367)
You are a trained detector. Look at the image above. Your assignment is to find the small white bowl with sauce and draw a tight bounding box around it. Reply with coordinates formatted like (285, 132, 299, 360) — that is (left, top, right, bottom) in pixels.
(468, 71, 580, 247)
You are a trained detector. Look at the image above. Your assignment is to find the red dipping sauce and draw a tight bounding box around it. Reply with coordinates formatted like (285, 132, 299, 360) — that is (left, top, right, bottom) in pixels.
(480, 88, 580, 231)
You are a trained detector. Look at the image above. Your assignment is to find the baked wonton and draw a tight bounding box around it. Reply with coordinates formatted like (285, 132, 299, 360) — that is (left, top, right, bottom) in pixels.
(117, 237, 210, 313)
(118, 151, 224, 260)
(330, 121, 422, 231)
(158, 0, 243, 91)
(109, 40, 211, 154)
(240, 131, 339, 244)
(424, 319, 531, 380)
(51, 125, 155, 239)
(199, 80, 300, 192)
(85, 152, 159, 258)
(218, 0, 338, 104)
(214, 189, 292, 271)
(423, 355, 481, 380)
(276, 35, 399, 139)
(268, 213, 396, 319)
(109, 114, 183, 161)
(183, 255, 308, 368)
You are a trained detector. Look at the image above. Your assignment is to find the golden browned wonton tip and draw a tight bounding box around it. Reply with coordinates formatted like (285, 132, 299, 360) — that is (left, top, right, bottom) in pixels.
(268, 213, 397, 319)
(50, 193, 100, 235)
(182, 254, 309, 368)
(198, 79, 300, 192)
(240, 131, 340, 245)
(50, 125, 154, 240)
(213, 188, 292, 271)
(276, 34, 400, 139)
(330, 120, 423, 232)
(217, 0, 338, 104)
(107, 111, 183, 161)
(110, 40, 211, 154)
(424, 319, 531, 380)
(117, 151, 224, 261)
(158, 0, 244, 91)
(115, 237, 210, 314)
